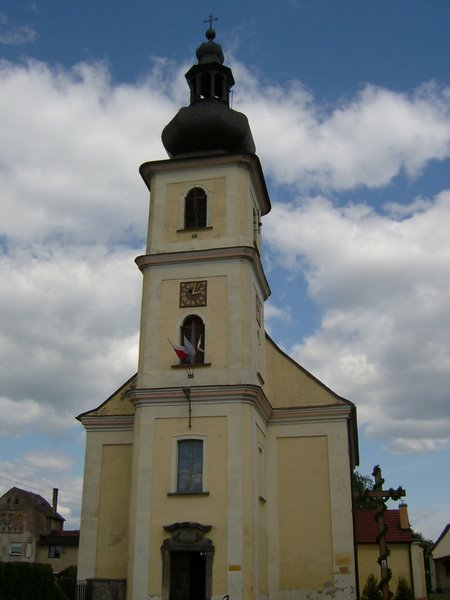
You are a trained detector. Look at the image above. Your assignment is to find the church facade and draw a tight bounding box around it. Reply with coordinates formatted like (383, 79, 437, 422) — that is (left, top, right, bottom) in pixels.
(77, 28, 359, 600)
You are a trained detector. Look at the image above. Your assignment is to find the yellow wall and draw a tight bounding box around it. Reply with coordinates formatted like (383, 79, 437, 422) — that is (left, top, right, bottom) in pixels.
(96, 444, 132, 578)
(165, 178, 227, 243)
(265, 338, 344, 409)
(159, 276, 228, 369)
(148, 416, 228, 597)
(357, 544, 412, 594)
(277, 436, 333, 589)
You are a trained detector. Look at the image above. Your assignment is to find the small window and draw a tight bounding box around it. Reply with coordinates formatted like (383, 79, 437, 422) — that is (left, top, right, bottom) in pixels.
(48, 545, 62, 559)
(10, 542, 22, 556)
(177, 439, 203, 492)
(181, 316, 205, 364)
(185, 187, 207, 229)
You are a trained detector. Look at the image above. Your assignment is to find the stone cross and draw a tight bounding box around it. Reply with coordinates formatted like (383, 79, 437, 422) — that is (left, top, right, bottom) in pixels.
(360, 465, 406, 600)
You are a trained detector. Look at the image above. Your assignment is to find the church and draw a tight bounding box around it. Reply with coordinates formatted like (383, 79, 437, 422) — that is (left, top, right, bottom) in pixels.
(77, 27, 359, 600)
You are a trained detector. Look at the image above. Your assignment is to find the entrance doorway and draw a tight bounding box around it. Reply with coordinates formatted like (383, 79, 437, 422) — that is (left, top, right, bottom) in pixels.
(162, 522, 214, 600)
(169, 551, 206, 600)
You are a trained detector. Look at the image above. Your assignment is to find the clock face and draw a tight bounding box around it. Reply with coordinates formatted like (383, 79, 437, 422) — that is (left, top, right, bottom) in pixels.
(179, 280, 207, 308)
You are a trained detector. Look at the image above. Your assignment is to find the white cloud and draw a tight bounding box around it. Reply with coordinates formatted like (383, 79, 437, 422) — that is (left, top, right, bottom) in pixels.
(233, 64, 450, 190)
(0, 454, 83, 528)
(265, 191, 450, 450)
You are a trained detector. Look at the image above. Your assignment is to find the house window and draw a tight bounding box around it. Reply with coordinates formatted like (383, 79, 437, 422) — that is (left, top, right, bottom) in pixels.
(48, 545, 62, 559)
(185, 187, 207, 229)
(181, 316, 205, 364)
(177, 439, 203, 493)
(10, 542, 22, 556)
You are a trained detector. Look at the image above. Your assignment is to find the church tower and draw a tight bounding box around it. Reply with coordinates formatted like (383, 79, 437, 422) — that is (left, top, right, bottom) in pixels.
(77, 28, 359, 600)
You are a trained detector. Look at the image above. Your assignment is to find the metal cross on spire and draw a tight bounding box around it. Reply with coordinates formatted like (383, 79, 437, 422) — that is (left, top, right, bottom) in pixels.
(203, 14, 218, 29)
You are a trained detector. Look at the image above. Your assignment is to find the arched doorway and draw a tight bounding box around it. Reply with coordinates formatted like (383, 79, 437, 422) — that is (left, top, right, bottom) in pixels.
(162, 522, 214, 600)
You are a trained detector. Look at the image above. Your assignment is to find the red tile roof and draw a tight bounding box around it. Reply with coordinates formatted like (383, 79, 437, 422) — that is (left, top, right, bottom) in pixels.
(355, 510, 413, 544)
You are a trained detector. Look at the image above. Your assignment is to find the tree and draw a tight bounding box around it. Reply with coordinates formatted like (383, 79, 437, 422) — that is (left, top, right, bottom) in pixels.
(361, 574, 383, 600)
(394, 577, 414, 600)
(353, 470, 379, 509)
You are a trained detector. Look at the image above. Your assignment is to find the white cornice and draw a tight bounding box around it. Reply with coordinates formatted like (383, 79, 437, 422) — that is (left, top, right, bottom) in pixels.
(79, 414, 135, 432)
(139, 152, 271, 215)
(135, 246, 271, 300)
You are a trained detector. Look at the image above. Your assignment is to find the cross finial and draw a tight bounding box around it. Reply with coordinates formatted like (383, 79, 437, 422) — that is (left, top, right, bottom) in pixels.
(203, 14, 218, 29)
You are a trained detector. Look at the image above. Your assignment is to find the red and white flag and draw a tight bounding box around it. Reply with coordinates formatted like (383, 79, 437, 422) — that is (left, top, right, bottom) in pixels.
(168, 337, 196, 363)
(169, 339, 189, 362)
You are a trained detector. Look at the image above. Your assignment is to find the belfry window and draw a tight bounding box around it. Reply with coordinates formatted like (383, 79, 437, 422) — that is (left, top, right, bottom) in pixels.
(185, 187, 207, 229)
(177, 439, 203, 492)
(181, 315, 205, 364)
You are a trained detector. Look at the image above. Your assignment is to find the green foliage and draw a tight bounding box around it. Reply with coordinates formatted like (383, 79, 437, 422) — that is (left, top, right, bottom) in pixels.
(0, 562, 68, 600)
(394, 576, 414, 600)
(353, 470, 379, 509)
(361, 573, 383, 600)
(57, 565, 77, 600)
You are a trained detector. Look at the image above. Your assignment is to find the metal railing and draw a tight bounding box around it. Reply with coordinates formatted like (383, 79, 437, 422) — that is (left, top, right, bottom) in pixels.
(75, 580, 89, 600)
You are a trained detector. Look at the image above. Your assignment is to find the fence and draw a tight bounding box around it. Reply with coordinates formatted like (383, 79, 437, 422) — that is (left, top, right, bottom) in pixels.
(75, 580, 89, 600)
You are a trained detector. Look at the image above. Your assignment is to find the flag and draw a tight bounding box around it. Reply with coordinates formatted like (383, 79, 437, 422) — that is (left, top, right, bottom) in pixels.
(197, 336, 205, 353)
(183, 336, 196, 363)
(168, 339, 188, 362)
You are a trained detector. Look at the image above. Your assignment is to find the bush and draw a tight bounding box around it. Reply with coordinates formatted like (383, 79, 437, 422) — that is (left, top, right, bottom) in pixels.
(394, 576, 414, 600)
(362, 573, 383, 600)
(0, 562, 68, 600)
(58, 565, 77, 600)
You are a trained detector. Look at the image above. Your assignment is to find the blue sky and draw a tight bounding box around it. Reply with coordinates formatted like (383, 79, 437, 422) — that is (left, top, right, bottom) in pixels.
(0, 0, 449, 542)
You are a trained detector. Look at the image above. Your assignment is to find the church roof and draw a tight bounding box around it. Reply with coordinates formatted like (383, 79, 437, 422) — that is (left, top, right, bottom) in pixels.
(354, 509, 413, 544)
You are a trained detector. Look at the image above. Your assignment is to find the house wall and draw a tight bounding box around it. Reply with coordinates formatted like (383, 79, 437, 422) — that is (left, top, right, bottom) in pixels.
(357, 543, 412, 595)
(35, 544, 79, 573)
(434, 529, 450, 560)
(410, 542, 427, 600)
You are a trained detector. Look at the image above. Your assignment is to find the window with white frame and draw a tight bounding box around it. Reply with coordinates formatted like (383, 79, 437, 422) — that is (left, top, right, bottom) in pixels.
(177, 439, 203, 493)
(10, 542, 22, 556)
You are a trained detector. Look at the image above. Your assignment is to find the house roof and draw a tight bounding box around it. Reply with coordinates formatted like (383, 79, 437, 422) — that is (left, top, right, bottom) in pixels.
(434, 524, 450, 549)
(433, 524, 450, 559)
(0, 487, 64, 521)
(355, 510, 413, 544)
(39, 530, 80, 547)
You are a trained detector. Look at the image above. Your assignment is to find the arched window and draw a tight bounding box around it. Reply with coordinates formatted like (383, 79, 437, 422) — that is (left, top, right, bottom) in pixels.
(214, 73, 225, 100)
(185, 187, 207, 229)
(181, 315, 205, 364)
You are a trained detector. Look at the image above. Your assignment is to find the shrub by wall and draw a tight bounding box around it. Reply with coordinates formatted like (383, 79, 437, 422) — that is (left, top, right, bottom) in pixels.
(0, 562, 67, 600)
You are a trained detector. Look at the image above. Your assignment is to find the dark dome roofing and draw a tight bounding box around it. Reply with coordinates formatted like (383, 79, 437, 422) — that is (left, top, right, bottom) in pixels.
(196, 28, 225, 64)
(161, 28, 255, 158)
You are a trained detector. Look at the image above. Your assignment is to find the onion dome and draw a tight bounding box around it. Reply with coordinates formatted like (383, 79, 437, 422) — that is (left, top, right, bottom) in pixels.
(161, 28, 256, 157)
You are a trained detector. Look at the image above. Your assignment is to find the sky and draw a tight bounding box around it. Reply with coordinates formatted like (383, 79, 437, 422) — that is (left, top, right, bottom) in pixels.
(0, 0, 449, 542)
